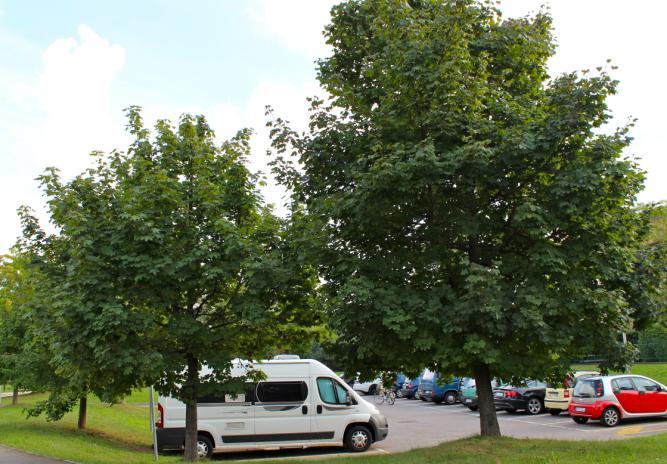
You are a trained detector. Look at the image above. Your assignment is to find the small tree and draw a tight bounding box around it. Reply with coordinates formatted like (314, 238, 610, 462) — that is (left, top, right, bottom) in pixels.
(269, 0, 653, 437)
(30, 108, 319, 459)
(0, 252, 33, 405)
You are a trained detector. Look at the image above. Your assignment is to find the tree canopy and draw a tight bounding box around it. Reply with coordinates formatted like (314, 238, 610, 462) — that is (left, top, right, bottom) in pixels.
(22, 107, 320, 459)
(269, 0, 654, 436)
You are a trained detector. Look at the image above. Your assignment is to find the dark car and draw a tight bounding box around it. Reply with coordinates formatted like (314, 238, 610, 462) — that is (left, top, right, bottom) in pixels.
(399, 377, 421, 399)
(493, 380, 547, 415)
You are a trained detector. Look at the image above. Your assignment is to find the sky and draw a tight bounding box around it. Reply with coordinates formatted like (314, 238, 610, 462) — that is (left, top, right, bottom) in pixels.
(1, 0, 665, 253)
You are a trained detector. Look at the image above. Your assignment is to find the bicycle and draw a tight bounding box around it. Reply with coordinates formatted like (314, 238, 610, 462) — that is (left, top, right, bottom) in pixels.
(373, 385, 396, 405)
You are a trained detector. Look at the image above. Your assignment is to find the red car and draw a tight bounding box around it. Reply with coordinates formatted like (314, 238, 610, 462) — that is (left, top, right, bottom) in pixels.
(569, 374, 667, 426)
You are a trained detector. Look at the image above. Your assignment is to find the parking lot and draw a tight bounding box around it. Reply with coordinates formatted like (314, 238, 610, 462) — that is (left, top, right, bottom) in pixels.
(375, 398, 667, 453)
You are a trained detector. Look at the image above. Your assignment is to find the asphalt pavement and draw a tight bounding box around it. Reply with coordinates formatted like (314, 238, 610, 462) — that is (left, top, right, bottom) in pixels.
(374, 397, 667, 453)
(0, 446, 67, 464)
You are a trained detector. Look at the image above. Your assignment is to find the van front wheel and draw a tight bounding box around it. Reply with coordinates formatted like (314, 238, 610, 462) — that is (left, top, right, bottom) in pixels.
(196, 434, 214, 459)
(345, 425, 372, 452)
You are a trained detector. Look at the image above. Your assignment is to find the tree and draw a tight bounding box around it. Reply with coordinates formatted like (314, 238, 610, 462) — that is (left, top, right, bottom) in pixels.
(0, 252, 33, 405)
(13, 206, 158, 430)
(269, 0, 651, 437)
(29, 108, 319, 459)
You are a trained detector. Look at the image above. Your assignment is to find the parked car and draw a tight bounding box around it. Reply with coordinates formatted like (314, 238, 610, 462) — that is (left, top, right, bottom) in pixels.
(353, 377, 381, 395)
(459, 377, 499, 411)
(493, 380, 547, 415)
(157, 359, 388, 457)
(418, 370, 462, 405)
(545, 370, 598, 415)
(399, 377, 422, 399)
(569, 374, 667, 427)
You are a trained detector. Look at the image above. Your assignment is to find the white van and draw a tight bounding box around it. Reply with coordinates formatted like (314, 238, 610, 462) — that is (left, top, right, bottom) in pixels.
(156, 359, 389, 458)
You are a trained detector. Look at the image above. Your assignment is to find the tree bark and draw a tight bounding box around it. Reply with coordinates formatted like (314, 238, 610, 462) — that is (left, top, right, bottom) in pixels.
(183, 356, 200, 461)
(474, 363, 501, 437)
(77, 396, 87, 429)
(12, 385, 19, 405)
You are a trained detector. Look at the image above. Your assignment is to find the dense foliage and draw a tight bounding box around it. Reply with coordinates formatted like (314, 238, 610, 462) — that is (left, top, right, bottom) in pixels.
(269, 0, 655, 436)
(19, 108, 320, 459)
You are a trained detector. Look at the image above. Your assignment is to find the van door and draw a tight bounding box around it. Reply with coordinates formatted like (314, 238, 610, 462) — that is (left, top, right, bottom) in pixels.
(252, 380, 313, 443)
(312, 377, 356, 442)
(197, 385, 255, 446)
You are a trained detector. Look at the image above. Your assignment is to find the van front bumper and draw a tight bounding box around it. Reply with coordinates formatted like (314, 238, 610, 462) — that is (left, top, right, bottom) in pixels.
(369, 414, 389, 442)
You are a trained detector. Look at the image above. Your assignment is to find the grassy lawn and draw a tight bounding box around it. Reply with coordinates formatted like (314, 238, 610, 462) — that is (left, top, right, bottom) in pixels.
(0, 365, 665, 463)
(571, 363, 667, 384)
(0, 392, 180, 464)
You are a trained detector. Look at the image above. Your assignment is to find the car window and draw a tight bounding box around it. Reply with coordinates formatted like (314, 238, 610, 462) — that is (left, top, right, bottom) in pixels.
(611, 378, 636, 392)
(574, 379, 603, 398)
(334, 381, 350, 402)
(317, 377, 351, 405)
(256, 381, 308, 403)
(526, 380, 546, 388)
(197, 383, 256, 404)
(317, 378, 337, 404)
(633, 377, 660, 392)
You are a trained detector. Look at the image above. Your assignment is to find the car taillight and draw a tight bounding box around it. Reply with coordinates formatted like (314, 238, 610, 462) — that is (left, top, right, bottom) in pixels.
(505, 390, 518, 398)
(157, 402, 164, 429)
(564, 389, 570, 398)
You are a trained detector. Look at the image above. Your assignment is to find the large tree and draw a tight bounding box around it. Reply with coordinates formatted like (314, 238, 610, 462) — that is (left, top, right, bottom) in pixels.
(269, 0, 651, 436)
(28, 108, 319, 459)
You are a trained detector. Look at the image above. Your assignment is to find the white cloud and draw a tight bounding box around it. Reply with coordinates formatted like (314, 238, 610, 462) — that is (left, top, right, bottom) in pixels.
(248, 0, 336, 59)
(142, 79, 323, 214)
(0, 25, 127, 251)
(499, 0, 667, 204)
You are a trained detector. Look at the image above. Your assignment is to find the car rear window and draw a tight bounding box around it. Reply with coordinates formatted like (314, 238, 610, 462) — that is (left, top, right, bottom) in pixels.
(574, 379, 604, 398)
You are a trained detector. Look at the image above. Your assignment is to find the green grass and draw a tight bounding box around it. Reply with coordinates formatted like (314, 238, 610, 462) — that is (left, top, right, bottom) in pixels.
(571, 363, 667, 384)
(0, 392, 180, 464)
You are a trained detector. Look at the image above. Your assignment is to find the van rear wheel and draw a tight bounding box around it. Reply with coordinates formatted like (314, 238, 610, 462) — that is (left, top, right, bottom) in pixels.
(345, 425, 372, 452)
(196, 434, 213, 459)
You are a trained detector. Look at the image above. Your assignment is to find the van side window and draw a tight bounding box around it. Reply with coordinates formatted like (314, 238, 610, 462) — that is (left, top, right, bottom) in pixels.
(317, 378, 351, 405)
(198, 383, 256, 404)
(256, 381, 308, 403)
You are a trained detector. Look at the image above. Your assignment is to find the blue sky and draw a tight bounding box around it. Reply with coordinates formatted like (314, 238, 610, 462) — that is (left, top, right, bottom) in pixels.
(1, 0, 665, 252)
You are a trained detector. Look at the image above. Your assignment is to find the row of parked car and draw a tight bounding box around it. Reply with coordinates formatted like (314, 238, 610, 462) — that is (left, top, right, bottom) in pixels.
(353, 369, 667, 427)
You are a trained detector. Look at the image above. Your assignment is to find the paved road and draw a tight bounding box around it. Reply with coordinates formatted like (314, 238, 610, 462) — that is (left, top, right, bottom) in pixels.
(375, 397, 667, 453)
(0, 446, 66, 464)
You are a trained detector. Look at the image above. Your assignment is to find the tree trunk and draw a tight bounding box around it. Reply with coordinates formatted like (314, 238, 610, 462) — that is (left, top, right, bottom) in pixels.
(183, 357, 200, 461)
(77, 396, 87, 429)
(12, 385, 19, 405)
(474, 363, 501, 437)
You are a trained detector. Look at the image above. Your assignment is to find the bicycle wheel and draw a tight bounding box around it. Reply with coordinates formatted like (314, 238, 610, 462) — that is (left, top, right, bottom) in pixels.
(386, 391, 396, 405)
(374, 392, 385, 405)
